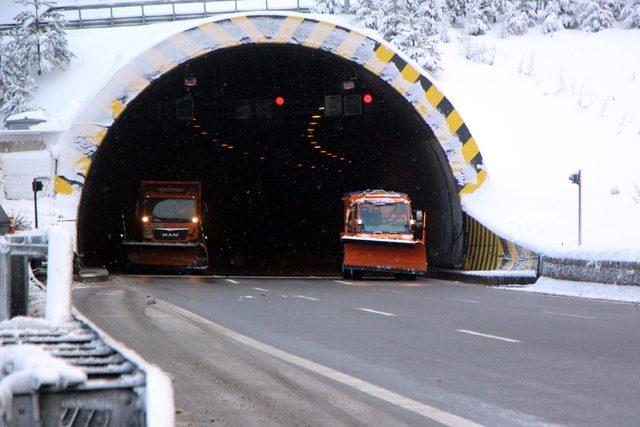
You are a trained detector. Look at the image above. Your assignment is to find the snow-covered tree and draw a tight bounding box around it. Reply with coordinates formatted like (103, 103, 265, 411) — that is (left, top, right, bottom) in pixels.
(11, 0, 73, 75)
(578, 0, 614, 31)
(542, 0, 563, 32)
(379, 0, 408, 41)
(446, 0, 466, 22)
(522, 0, 540, 24)
(464, 0, 490, 35)
(622, 0, 640, 27)
(393, 0, 442, 71)
(350, 0, 382, 29)
(607, 0, 624, 19)
(0, 39, 37, 118)
(502, 0, 530, 35)
(483, 0, 505, 22)
(559, 0, 580, 27)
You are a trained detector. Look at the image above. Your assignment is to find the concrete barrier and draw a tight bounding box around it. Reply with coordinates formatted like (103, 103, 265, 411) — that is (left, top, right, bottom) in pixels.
(541, 256, 640, 286)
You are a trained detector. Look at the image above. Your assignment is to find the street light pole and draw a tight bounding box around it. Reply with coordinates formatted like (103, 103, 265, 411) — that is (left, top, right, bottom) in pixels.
(569, 170, 582, 246)
(32, 179, 43, 229)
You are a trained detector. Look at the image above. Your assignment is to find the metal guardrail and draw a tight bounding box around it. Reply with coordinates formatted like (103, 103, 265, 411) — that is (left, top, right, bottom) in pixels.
(1, 0, 313, 31)
(0, 231, 48, 320)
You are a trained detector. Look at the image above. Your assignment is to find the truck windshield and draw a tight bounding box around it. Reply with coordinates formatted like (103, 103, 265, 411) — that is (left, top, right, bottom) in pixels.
(359, 202, 411, 234)
(145, 198, 196, 223)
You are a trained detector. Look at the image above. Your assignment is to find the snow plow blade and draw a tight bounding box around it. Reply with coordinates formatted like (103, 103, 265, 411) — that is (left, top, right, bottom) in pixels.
(342, 238, 426, 274)
(123, 241, 208, 270)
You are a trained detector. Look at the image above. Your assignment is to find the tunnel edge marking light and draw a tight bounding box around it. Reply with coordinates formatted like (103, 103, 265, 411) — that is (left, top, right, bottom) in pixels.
(363, 93, 373, 104)
(275, 96, 285, 106)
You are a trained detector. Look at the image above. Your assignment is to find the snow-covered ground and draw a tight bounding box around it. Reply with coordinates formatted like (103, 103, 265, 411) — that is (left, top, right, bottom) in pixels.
(1, 12, 639, 262)
(498, 277, 640, 303)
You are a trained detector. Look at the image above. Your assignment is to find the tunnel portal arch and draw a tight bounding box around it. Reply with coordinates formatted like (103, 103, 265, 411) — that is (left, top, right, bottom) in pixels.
(55, 13, 493, 272)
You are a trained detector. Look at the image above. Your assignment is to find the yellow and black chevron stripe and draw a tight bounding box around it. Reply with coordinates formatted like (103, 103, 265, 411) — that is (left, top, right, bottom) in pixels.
(63, 14, 486, 197)
(463, 214, 538, 271)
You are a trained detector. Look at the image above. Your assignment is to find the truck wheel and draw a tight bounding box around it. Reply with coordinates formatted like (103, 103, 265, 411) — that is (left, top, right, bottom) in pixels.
(342, 269, 352, 279)
(352, 270, 363, 280)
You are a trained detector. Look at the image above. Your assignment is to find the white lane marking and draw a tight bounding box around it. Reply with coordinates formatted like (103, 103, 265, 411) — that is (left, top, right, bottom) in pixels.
(292, 295, 319, 301)
(457, 329, 521, 343)
(543, 311, 594, 319)
(252, 287, 270, 292)
(334, 280, 353, 285)
(160, 301, 483, 427)
(446, 297, 480, 304)
(356, 308, 396, 317)
(226, 279, 239, 284)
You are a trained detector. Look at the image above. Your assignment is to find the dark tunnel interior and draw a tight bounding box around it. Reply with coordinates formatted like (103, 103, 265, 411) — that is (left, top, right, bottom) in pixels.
(78, 44, 464, 275)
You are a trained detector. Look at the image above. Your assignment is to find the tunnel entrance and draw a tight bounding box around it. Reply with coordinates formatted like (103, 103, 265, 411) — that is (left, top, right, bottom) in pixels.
(78, 44, 463, 275)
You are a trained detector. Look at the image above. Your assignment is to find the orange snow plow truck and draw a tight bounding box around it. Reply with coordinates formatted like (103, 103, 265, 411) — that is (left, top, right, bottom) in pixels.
(341, 190, 426, 280)
(123, 181, 208, 270)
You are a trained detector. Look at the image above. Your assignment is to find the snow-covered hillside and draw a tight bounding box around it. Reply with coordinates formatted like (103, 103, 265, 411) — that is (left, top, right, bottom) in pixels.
(1, 12, 639, 261)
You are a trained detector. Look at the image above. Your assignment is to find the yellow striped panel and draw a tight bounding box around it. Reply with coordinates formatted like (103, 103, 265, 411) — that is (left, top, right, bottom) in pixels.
(425, 85, 444, 108)
(85, 129, 107, 146)
(302, 21, 336, 49)
(504, 241, 518, 270)
(335, 31, 367, 59)
(460, 169, 487, 195)
(74, 156, 92, 176)
(110, 98, 126, 119)
(168, 32, 208, 59)
(446, 110, 464, 134)
(461, 138, 480, 164)
(54, 176, 73, 195)
(198, 22, 240, 48)
(126, 73, 150, 94)
(375, 44, 395, 63)
(142, 48, 177, 74)
(272, 16, 304, 43)
(400, 64, 420, 84)
(390, 74, 412, 95)
(231, 16, 267, 43)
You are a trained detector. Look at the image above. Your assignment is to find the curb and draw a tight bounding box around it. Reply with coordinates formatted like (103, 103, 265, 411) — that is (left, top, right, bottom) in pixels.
(426, 269, 538, 286)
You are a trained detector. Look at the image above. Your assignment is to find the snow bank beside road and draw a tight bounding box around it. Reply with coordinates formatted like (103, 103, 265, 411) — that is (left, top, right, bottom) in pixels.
(499, 277, 640, 303)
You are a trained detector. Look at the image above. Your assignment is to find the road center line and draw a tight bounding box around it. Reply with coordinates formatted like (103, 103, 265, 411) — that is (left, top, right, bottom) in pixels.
(252, 287, 270, 292)
(161, 301, 482, 427)
(446, 297, 480, 304)
(543, 311, 594, 319)
(226, 279, 239, 284)
(292, 295, 319, 301)
(334, 280, 353, 285)
(457, 329, 521, 343)
(356, 308, 396, 317)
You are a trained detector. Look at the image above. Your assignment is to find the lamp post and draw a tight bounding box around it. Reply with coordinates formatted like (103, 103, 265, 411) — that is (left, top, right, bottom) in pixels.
(568, 170, 582, 246)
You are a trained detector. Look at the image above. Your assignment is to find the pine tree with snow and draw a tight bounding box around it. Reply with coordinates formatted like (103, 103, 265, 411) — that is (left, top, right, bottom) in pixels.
(464, 0, 490, 35)
(542, 0, 563, 32)
(521, 0, 540, 25)
(446, 0, 466, 23)
(311, 0, 344, 14)
(394, 0, 442, 71)
(0, 39, 37, 118)
(350, 0, 382, 30)
(11, 0, 73, 76)
(622, 0, 640, 27)
(578, 0, 614, 31)
(607, 0, 624, 19)
(502, 0, 530, 35)
(379, 0, 408, 41)
(559, 0, 580, 27)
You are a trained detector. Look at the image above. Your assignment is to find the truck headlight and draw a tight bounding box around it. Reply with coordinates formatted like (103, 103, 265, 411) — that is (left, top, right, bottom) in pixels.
(142, 216, 149, 223)
(191, 216, 199, 223)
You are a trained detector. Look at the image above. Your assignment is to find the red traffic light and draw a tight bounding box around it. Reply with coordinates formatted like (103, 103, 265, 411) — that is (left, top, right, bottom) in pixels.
(363, 93, 373, 104)
(275, 96, 285, 106)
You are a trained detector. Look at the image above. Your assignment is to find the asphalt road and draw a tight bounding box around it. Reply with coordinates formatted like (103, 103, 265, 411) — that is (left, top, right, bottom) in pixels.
(74, 276, 640, 426)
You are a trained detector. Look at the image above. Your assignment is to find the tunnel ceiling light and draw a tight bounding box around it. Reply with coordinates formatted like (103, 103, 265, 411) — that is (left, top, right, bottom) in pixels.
(340, 157, 346, 161)
(320, 150, 327, 153)
(260, 156, 267, 160)
(318, 106, 325, 110)
(312, 115, 321, 119)
(221, 143, 228, 147)
(363, 93, 374, 104)
(243, 151, 249, 155)
(275, 96, 285, 106)
(342, 80, 356, 90)
(200, 131, 208, 135)
(309, 122, 318, 125)
(307, 128, 314, 132)
(314, 146, 321, 149)
(310, 141, 317, 145)
(297, 163, 303, 167)
(193, 124, 201, 128)
(310, 165, 316, 169)
(227, 145, 234, 149)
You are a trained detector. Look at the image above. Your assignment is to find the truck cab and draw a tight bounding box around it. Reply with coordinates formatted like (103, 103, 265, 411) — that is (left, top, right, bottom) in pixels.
(341, 190, 426, 279)
(123, 181, 208, 270)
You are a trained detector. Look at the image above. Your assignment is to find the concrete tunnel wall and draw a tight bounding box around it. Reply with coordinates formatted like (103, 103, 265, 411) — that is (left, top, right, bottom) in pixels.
(52, 13, 535, 272)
